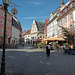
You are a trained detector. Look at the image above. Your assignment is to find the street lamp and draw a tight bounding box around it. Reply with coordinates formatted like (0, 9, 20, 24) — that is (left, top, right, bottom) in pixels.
(0, 0, 10, 75)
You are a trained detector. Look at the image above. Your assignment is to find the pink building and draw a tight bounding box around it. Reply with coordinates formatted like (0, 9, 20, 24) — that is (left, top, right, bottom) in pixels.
(57, 0, 75, 38)
(0, 4, 12, 44)
(44, 19, 49, 38)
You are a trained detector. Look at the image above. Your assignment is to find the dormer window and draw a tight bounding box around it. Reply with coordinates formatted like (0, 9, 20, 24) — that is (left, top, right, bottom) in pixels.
(70, 2, 73, 9)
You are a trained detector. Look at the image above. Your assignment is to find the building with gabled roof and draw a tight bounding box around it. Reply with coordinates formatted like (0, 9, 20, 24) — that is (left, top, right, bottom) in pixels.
(22, 30, 31, 44)
(31, 20, 44, 44)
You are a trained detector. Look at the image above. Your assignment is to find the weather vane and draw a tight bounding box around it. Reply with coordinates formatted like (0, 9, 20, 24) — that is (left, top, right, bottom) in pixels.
(9, 1, 20, 15)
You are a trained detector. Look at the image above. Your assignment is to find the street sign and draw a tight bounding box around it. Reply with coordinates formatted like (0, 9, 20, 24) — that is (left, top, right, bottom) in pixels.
(11, 8, 18, 15)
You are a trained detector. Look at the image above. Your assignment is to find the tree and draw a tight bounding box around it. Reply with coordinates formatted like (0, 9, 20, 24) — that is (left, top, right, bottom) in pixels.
(58, 25, 75, 49)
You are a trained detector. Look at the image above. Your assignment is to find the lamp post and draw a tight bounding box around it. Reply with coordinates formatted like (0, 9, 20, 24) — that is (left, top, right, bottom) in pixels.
(0, 0, 10, 75)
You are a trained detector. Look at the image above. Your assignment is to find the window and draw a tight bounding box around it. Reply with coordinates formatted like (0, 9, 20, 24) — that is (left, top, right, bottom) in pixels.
(1, 19, 3, 24)
(35, 36, 36, 39)
(60, 20, 62, 25)
(40, 36, 42, 38)
(64, 17, 67, 23)
(1, 12, 3, 16)
(69, 13, 73, 21)
(60, 12, 62, 17)
(9, 30, 11, 34)
(64, 7, 67, 13)
(7, 22, 8, 25)
(7, 30, 8, 34)
(0, 28, 2, 33)
(10, 16, 11, 20)
(9, 23, 11, 26)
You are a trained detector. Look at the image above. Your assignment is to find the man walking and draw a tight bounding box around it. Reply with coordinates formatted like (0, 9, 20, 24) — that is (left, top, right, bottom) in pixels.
(46, 42, 50, 57)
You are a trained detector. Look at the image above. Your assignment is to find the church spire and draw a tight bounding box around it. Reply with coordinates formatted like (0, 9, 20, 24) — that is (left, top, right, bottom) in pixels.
(61, 0, 64, 5)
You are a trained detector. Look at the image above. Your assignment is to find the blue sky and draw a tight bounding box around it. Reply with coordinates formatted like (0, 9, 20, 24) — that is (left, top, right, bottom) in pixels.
(0, 0, 69, 31)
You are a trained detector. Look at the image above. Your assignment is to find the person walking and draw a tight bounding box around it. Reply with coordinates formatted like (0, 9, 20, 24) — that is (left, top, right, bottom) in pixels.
(46, 42, 50, 57)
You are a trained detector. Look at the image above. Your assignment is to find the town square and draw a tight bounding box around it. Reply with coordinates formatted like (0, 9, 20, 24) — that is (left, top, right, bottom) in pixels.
(0, 45, 75, 75)
(0, 0, 75, 75)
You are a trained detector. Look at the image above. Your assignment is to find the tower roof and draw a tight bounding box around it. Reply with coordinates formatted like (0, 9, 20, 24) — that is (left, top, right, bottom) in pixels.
(61, 0, 64, 5)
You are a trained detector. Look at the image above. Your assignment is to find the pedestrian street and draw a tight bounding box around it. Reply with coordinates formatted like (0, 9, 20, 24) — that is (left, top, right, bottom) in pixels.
(0, 45, 75, 75)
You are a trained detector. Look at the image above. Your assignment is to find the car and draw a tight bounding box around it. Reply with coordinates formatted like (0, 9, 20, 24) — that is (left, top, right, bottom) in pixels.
(67, 49, 75, 55)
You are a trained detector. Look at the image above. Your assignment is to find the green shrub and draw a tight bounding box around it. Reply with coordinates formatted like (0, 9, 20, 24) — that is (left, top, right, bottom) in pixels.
(63, 43, 69, 47)
(53, 42, 57, 48)
(41, 43, 46, 48)
(37, 43, 46, 48)
(37, 43, 41, 48)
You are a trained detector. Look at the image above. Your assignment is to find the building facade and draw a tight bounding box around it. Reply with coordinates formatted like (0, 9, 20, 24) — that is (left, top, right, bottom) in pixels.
(23, 30, 31, 44)
(57, 0, 75, 38)
(44, 19, 49, 39)
(0, 4, 12, 45)
(46, 0, 65, 38)
(47, 12, 58, 38)
(31, 20, 44, 44)
(12, 16, 22, 45)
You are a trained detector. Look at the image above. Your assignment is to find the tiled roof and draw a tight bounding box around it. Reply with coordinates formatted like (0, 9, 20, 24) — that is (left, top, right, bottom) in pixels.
(22, 30, 31, 36)
(35, 21, 44, 32)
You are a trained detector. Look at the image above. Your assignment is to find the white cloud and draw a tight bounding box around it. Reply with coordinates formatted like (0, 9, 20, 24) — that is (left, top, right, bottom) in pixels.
(29, 1, 45, 5)
(22, 16, 48, 19)
(32, 2, 40, 5)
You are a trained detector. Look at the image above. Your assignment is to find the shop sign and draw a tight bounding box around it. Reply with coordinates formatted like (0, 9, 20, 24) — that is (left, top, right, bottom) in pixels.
(11, 8, 18, 15)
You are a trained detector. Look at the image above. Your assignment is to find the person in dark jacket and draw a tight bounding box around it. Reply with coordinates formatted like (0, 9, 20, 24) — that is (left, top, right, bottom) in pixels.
(46, 42, 50, 57)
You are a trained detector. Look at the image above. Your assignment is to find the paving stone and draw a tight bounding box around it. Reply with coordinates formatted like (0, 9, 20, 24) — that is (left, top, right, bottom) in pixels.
(0, 45, 75, 75)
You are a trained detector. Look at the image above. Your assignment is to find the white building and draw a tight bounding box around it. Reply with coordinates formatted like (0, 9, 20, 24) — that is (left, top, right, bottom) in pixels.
(23, 30, 31, 44)
(47, 12, 58, 38)
(47, 0, 65, 38)
(11, 16, 22, 45)
(57, 0, 75, 38)
(31, 20, 44, 44)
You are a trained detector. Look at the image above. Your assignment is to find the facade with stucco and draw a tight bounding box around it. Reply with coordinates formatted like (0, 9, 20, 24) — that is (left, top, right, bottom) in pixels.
(31, 20, 44, 44)
(11, 16, 22, 45)
(57, 0, 75, 38)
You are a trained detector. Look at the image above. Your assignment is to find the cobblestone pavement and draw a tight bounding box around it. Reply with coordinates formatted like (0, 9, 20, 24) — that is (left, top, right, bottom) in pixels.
(0, 44, 75, 75)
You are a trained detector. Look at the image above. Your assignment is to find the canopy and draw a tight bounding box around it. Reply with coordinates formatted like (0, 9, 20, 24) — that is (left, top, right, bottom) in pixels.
(42, 37, 65, 41)
(35, 39, 43, 42)
(46, 37, 65, 41)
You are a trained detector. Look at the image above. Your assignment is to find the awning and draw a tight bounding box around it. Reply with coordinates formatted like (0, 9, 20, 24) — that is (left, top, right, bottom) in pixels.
(42, 37, 65, 41)
(35, 39, 43, 42)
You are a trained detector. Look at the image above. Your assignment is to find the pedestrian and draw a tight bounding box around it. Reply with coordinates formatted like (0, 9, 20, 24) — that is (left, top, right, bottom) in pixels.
(14, 40, 16, 47)
(22, 42, 24, 47)
(46, 42, 50, 57)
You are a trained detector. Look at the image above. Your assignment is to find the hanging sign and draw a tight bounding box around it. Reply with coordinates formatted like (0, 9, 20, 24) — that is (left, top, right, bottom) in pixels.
(11, 8, 18, 15)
